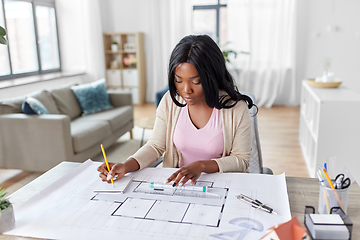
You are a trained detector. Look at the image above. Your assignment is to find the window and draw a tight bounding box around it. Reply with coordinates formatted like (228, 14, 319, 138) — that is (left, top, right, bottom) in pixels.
(191, 0, 227, 46)
(0, 0, 60, 80)
(0, 1, 10, 76)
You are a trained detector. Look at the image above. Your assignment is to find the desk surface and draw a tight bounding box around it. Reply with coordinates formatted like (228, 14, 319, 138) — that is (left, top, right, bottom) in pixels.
(1, 162, 360, 239)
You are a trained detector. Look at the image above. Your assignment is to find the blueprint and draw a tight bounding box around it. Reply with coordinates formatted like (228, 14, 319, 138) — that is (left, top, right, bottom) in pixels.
(6, 160, 291, 240)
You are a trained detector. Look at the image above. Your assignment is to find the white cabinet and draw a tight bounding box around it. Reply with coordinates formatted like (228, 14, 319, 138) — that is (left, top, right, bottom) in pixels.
(299, 80, 360, 178)
(123, 69, 138, 87)
(103, 32, 146, 104)
(106, 70, 121, 87)
(112, 88, 139, 105)
(129, 88, 139, 104)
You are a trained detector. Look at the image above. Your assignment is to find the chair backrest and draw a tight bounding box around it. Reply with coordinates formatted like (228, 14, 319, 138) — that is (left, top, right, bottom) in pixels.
(242, 92, 264, 174)
(155, 85, 169, 108)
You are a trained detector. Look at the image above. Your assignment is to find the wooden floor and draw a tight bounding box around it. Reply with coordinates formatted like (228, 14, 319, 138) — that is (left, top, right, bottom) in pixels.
(257, 106, 309, 177)
(0, 103, 309, 190)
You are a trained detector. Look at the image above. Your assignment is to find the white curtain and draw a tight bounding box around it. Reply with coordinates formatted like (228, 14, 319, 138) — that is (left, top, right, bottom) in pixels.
(80, 0, 105, 82)
(148, 0, 192, 102)
(227, 0, 297, 107)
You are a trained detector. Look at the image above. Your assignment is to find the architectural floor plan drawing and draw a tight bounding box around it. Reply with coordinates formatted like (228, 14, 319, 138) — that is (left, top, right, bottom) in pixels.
(6, 160, 292, 240)
(91, 179, 228, 228)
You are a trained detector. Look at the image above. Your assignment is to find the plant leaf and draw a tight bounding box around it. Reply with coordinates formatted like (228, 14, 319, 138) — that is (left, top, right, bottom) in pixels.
(0, 187, 11, 210)
(0, 36, 7, 45)
(0, 26, 6, 36)
(0, 188, 5, 196)
(0, 198, 10, 210)
(0, 201, 10, 210)
(0, 187, 8, 199)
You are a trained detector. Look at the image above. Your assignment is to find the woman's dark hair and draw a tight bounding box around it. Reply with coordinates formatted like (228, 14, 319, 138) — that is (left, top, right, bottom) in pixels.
(168, 34, 255, 110)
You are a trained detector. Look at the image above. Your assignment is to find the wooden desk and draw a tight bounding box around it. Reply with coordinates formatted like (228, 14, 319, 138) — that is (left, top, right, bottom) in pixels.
(1, 163, 360, 239)
(287, 177, 360, 239)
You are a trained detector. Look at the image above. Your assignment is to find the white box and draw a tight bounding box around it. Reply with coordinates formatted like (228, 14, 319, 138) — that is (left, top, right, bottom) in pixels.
(124, 43, 136, 52)
(122, 69, 138, 87)
(116, 88, 139, 104)
(106, 70, 121, 87)
(130, 88, 139, 104)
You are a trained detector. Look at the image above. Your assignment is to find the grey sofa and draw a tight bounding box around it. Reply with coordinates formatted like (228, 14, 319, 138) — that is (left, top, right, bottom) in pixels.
(0, 84, 133, 172)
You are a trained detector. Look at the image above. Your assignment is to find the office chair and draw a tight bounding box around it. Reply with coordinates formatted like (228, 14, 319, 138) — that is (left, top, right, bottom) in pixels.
(243, 92, 273, 174)
(155, 85, 169, 108)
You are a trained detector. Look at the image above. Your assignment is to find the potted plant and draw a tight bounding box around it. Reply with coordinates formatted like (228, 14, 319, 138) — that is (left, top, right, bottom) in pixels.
(220, 42, 250, 76)
(111, 41, 118, 52)
(0, 187, 15, 233)
(0, 26, 7, 45)
(222, 49, 237, 63)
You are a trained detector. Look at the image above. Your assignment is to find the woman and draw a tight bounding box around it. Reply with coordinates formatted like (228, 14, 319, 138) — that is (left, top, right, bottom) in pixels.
(98, 35, 255, 186)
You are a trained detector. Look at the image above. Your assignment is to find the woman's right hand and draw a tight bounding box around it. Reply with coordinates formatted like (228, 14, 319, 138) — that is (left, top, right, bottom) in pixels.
(97, 158, 140, 183)
(97, 162, 126, 183)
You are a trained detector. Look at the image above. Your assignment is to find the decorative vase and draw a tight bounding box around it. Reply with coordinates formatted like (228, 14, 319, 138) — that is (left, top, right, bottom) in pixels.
(110, 60, 119, 69)
(111, 44, 118, 52)
(0, 203, 15, 233)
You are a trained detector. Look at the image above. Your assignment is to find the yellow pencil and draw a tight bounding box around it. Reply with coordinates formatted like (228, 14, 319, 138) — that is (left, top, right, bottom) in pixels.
(323, 168, 344, 211)
(318, 170, 330, 213)
(100, 144, 114, 187)
(323, 189, 331, 214)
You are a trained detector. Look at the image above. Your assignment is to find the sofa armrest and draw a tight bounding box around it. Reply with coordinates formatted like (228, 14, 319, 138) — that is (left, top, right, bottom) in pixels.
(0, 114, 74, 171)
(108, 92, 133, 107)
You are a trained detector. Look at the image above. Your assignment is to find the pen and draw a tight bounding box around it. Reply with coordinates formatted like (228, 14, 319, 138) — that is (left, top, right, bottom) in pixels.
(100, 144, 114, 187)
(150, 182, 207, 192)
(316, 171, 325, 186)
(236, 194, 277, 214)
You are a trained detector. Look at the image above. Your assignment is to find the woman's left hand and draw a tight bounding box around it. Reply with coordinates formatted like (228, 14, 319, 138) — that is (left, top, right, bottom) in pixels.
(166, 161, 205, 186)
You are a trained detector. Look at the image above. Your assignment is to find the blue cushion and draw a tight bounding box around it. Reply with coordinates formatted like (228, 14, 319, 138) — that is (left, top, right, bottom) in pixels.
(22, 97, 49, 115)
(71, 79, 113, 115)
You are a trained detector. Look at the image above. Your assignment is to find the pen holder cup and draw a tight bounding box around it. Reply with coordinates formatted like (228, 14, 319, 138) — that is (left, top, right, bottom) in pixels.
(318, 184, 349, 214)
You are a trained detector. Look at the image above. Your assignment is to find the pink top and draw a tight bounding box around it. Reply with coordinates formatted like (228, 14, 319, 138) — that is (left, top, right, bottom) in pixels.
(173, 105, 224, 168)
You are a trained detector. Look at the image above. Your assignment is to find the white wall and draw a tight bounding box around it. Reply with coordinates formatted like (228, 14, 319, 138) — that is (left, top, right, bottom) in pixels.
(297, 0, 360, 93)
(0, 74, 86, 100)
(56, 0, 86, 74)
(98, 1, 113, 32)
(3, 1, 360, 101)
(99, 0, 360, 103)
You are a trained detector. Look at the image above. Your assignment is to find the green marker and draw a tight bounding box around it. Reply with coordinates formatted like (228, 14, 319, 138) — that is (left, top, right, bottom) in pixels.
(150, 182, 207, 192)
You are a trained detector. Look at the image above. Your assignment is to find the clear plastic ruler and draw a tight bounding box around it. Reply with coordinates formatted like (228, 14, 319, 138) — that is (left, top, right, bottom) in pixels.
(134, 182, 222, 199)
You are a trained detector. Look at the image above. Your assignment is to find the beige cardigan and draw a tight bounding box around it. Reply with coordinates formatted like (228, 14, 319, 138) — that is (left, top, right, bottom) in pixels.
(130, 91, 252, 173)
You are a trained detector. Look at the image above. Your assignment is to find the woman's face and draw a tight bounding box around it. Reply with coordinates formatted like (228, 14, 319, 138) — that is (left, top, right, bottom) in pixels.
(174, 62, 205, 106)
